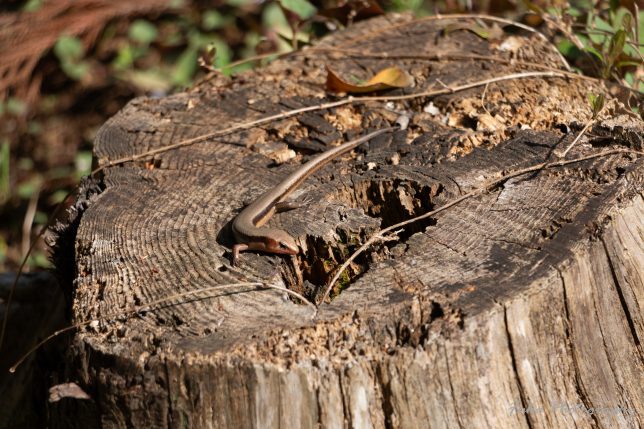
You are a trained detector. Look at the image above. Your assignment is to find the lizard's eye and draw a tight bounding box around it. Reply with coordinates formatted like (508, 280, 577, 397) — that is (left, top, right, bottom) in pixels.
(279, 241, 289, 249)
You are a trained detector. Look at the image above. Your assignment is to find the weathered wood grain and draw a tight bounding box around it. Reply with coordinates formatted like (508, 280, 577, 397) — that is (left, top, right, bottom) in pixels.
(50, 14, 643, 428)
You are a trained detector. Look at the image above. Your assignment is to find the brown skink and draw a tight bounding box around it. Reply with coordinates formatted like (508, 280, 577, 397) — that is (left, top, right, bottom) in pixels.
(231, 117, 406, 265)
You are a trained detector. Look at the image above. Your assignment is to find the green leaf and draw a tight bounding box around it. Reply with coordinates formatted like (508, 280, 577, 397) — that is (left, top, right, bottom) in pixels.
(49, 190, 70, 205)
(576, 33, 591, 48)
(129, 20, 158, 45)
(262, 4, 305, 49)
(75, 151, 93, 176)
(166, 33, 183, 46)
(280, 0, 317, 19)
(202, 10, 225, 30)
(209, 40, 232, 68)
(545, 6, 561, 17)
(6, 97, 27, 115)
(17, 177, 42, 199)
(639, 10, 644, 45)
(0, 235, 7, 266)
(54, 35, 85, 62)
(112, 45, 136, 70)
(54, 35, 90, 80)
(28, 252, 52, 269)
(589, 16, 612, 45)
(22, 0, 43, 12)
(609, 0, 619, 14)
(616, 60, 641, 68)
(389, 0, 423, 12)
(225, 61, 254, 75)
(263, 3, 290, 34)
(608, 29, 626, 62)
(61, 61, 90, 81)
(575, 0, 593, 11)
(34, 211, 47, 225)
(226, 0, 254, 6)
(618, 9, 632, 33)
(567, 7, 582, 18)
(593, 16, 614, 33)
(587, 93, 605, 117)
(187, 30, 217, 49)
(27, 121, 42, 135)
(557, 39, 581, 58)
(584, 45, 605, 64)
(172, 47, 199, 86)
(622, 43, 638, 57)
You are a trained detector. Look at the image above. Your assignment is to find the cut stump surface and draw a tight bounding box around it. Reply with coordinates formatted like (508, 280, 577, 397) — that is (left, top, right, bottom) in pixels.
(55, 14, 643, 429)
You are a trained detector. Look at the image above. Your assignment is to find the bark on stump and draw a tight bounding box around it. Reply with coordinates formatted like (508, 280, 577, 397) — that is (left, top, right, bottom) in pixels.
(51, 14, 644, 429)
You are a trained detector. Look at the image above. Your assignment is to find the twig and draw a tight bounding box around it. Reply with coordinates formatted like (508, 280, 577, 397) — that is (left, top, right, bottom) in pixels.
(9, 281, 315, 373)
(316, 148, 644, 306)
(555, 99, 610, 158)
(21, 188, 40, 262)
(222, 51, 289, 71)
(262, 282, 315, 309)
(480, 82, 491, 117)
(555, 119, 596, 158)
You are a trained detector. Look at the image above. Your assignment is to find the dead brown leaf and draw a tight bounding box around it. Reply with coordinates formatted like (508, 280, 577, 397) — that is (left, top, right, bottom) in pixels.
(326, 65, 413, 94)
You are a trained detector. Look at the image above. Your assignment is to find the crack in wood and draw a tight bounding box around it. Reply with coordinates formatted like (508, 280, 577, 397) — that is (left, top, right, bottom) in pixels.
(503, 305, 535, 429)
(557, 268, 602, 428)
(600, 237, 641, 347)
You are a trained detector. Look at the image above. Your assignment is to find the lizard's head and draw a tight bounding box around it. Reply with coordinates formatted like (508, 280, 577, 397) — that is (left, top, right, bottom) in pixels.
(265, 230, 299, 255)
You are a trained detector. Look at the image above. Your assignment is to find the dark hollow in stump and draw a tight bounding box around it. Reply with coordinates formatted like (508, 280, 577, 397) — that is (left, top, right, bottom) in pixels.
(51, 14, 643, 429)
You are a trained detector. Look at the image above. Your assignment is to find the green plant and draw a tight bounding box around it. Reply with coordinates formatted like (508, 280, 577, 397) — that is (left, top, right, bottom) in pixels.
(1, 97, 27, 116)
(543, 1, 643, 91)
(22, 0, 43, 12)
(580, 5, 641, 83)
(389, 0, 425, 14)
(588, 92, 606, 117)
(280, 0, 316, 20)
(53, 35, 90, 80)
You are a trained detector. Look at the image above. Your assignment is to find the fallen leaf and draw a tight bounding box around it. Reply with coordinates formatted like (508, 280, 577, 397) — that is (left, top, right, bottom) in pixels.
(326, 66, 413, 94)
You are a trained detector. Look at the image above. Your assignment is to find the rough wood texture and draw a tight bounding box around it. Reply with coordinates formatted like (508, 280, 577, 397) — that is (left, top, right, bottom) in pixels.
(53, 14, 643, 428)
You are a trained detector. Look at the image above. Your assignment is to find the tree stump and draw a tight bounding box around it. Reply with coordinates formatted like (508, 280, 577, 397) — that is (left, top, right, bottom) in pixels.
(51, 14, 643, 428)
